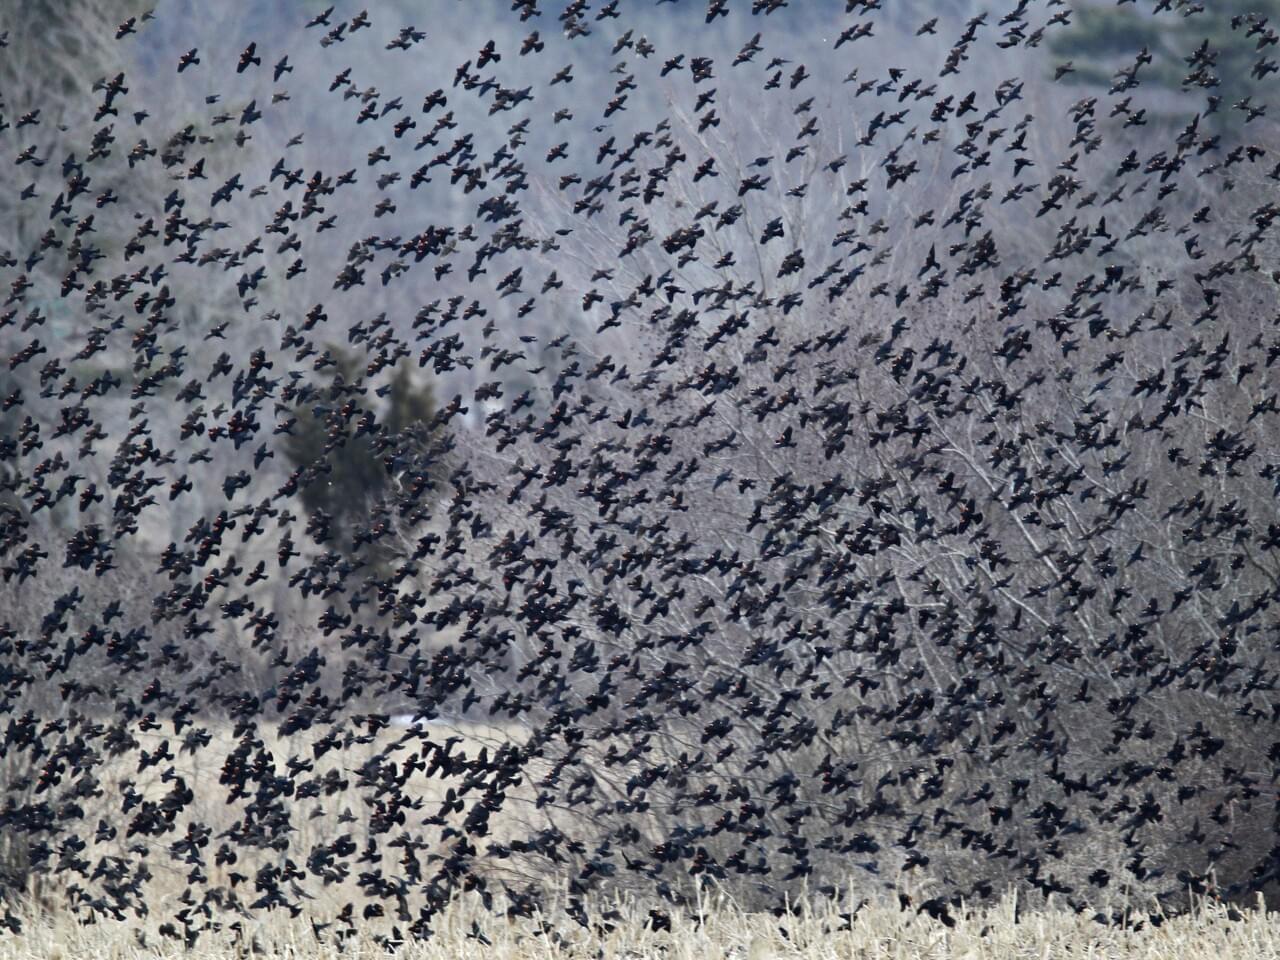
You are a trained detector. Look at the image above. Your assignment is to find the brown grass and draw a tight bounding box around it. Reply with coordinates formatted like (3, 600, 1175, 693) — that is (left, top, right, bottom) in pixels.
(10, 713, 557, 921)
(10, 717, 1280, 958)
(2, 890, 1277, 960)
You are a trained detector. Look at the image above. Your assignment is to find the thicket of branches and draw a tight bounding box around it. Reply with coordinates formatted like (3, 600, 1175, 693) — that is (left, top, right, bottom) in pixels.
(386, 27, 1280, 914)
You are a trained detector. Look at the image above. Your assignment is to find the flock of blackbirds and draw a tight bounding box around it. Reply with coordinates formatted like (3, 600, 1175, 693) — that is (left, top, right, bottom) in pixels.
(3, 0, 1280, 948)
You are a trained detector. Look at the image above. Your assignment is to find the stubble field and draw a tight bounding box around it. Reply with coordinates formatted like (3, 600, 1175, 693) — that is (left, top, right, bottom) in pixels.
(2, 890, 1278, 960)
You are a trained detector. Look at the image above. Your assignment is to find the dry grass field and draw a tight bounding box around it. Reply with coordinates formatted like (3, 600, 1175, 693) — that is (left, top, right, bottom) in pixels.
(7, 718, 1279, 959)
(2, 891, 1278, 960)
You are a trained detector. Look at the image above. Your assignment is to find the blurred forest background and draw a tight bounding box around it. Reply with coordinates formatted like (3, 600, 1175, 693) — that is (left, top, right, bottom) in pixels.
(2, 0, 1280, 936)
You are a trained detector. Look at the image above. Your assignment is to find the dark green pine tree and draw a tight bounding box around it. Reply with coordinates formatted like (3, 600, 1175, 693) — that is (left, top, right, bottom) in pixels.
(1047, 1, 1280, 132)
(282, 347, 442, 569)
